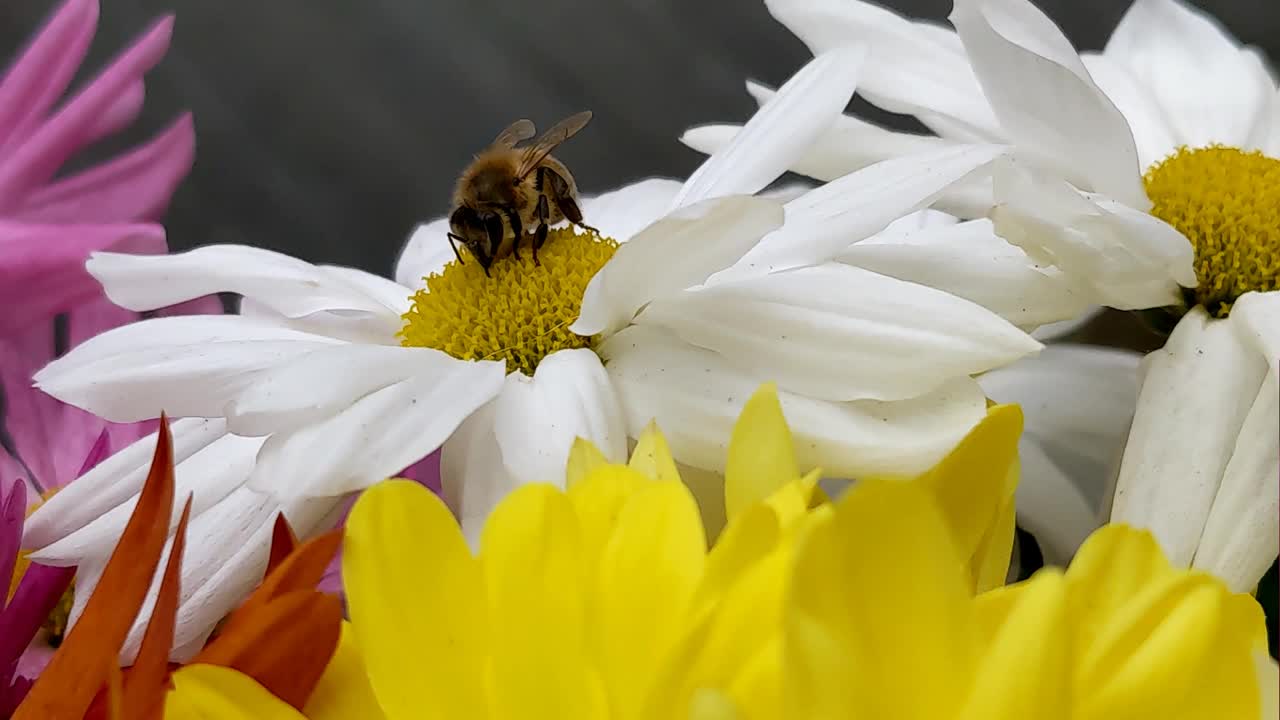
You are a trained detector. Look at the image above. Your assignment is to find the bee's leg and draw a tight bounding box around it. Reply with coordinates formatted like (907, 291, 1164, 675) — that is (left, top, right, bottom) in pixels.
(475, 244, 493, 278)
(446, 232, 467, 264)
(532, 195, 549, 266)
(501, 207, 524, 259)
(544, 168, 598, 234)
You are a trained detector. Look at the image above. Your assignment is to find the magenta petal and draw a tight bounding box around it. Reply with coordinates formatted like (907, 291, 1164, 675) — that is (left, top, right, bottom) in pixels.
(0, 221, 166, 332)
(0, 15, 173, 206)
(0, 563, 74, 675)
(13, 642, 54, 683)
(399, 449, 443, 495)
(17, 113, 195, 224)
(81, 79, 145, 150)
(0, 0, 98, 150)
(0, 481, 26, 611)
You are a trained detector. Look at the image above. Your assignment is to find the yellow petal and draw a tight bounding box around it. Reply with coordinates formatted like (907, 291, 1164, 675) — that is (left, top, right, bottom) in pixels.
(344, 479, 485, 719)
(690, 504, 780, 618)
(481, 483, 604, 719)
(914, 404, 1022, 571)
(165, 665, 307, 720)
(724, 383, 798, 522)
(786, 480, 975, 719)
(961, 570, 1070, 720)
(680, 461, 728, 543)
(970, 482, 1017, 593)
(629, 421, 682, 482)
(566, 437, 610, 488)
(592, 480, 707, 716)
(1065, 525, 1176, 642)
(304, 622, 386, 720)
(688, 689, 744, 720)
(764, 471, 820, 532)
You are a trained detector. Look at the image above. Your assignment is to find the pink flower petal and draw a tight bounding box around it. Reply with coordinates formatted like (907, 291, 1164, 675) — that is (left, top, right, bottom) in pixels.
(0, 0, 98, 150)
(0, 15, 173, 207)
(0, 564, 74, 680)
(17, 113, 195, 224)
(0, 221, 166, 333)
(0, 481, 26, 608)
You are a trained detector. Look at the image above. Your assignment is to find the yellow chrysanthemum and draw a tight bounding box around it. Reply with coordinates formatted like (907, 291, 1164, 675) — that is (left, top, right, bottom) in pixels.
(777, 479, 1277, 720)
(313, 382, 1023, 719)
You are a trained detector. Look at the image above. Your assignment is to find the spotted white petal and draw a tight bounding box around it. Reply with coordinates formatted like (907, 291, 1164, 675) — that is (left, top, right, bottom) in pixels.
(493, 349, 627, 486)
(395, 216, 455, 288)
(950, 0, 1147, 208)
(1110, 308, 1268, 567)
(601, 324, 988, 477)
(721, 144, 1010, 279)
(839, 217, 1089, 330)
(225, 344, 431, 436)
(990, 162, 1194, 309)
(34, 316, 344, 423)
(89, 245, 406, 326)
(1193, 370, 1280, 592)
(979, 344, 1142, 562)
(766, 0, 1001, 141)
(670, 47, 864, 209)
(639, 262, 1039, 402)
(1105, 0, 1275, 149)
(441, 400, 518, 548)
(29, 433, 266, 563)
(581, 177, 683, 242)
(22, 418, 227, 549)
(248, 353, 506, 498)
(571, 195, 784, 337)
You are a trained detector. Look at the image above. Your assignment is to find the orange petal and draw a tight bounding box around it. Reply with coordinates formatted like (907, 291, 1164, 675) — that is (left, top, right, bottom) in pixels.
(192, 589, 343, 710)
(122, 495, 194, 718)
(267, 513, 299, 577)
(222, 530, 341, 633)
(14, 415, 177, 720)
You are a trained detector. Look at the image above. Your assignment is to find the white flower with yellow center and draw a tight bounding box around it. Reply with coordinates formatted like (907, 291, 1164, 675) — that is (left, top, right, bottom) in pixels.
(703, 0, 1279, 589)
(23, 48, 1041, 659)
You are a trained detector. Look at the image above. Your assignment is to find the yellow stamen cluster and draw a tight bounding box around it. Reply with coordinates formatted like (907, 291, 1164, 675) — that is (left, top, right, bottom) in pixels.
(1144, 145, 1280, 316)
(398, 228, 617, 376)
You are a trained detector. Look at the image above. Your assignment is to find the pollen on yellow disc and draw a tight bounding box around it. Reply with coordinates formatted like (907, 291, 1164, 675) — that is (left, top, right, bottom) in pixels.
(1144, 146, 1280, 316)
(398, 227, 618, 376)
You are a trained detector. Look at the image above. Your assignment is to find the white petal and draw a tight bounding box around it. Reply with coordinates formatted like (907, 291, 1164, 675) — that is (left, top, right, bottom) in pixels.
(396, 216, 455, 288)
(601, 324, 988, 477)
(89, 246, 407, 327)
(248, 354, 506, 497)
(493, 349, 626, 485)
(669, 47, 864, 209)
(581, 178, 683, 242)
(1110, 308, 1267, 567)
(721, 144, 1010, 279)
(29, 433, 266, 563)
(1193, 370, 1279, 592)
(980, 344, 1142, 487)
(839, 217, 1090, 329)
(22, 418, 227, 549)
(1227, 291, 1280, 361)
(318, 265, 413, 316)
(441, 400, 517, 549)
(1016, 438, 1099, 567)
(950, 0, 1147, 208)
(1079, 52, 1178, 169)
(638, 262, 1040, 402)
(226, 344, 429, 436)
(34, 317, 344, 423)
(570, 195, 784, 337)
(1105, 0, 1274, 148)
(990, 162, 1195, 309)
(765, 0, 1003, 140)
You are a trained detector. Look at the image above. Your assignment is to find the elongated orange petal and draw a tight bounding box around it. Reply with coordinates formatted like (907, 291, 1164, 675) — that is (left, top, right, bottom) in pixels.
(221, 531, 341, 633)
(267, 514, 299, 577)
(14, 416, 177, 720)
(193, 589, 343, 709)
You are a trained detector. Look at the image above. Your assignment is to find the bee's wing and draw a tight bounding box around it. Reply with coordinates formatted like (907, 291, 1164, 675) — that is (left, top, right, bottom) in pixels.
(516, 111, 592, 180)
(489, 119, 536, 149)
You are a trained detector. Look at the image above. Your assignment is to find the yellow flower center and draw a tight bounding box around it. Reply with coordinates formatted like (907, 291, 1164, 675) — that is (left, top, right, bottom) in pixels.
(7, 489, 75, 647)
(398, 228, 618, 376)
(1143, 146, 1280, 316)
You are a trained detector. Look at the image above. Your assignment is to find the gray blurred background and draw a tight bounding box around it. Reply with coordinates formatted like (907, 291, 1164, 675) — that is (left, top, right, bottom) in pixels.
(3, 0, 1277, 277)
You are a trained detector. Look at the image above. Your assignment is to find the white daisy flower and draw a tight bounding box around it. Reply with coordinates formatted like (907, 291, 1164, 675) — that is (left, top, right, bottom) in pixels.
(711, 0, 1278, 589)
(25, 47, 1040, 658)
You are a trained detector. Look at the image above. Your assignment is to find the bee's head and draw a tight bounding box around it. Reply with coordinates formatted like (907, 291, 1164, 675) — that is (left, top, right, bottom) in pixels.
(449, 205, 502, 271)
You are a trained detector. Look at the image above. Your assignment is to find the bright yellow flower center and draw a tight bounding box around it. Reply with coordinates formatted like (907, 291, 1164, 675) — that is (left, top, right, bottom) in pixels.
(398, 228, 618, 376)
(1143, 146, 1280, 316)
(7, 489, 75, 647)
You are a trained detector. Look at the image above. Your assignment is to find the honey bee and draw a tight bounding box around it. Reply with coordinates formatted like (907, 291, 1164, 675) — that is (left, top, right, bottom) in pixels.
(448, 111, 598, 276)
